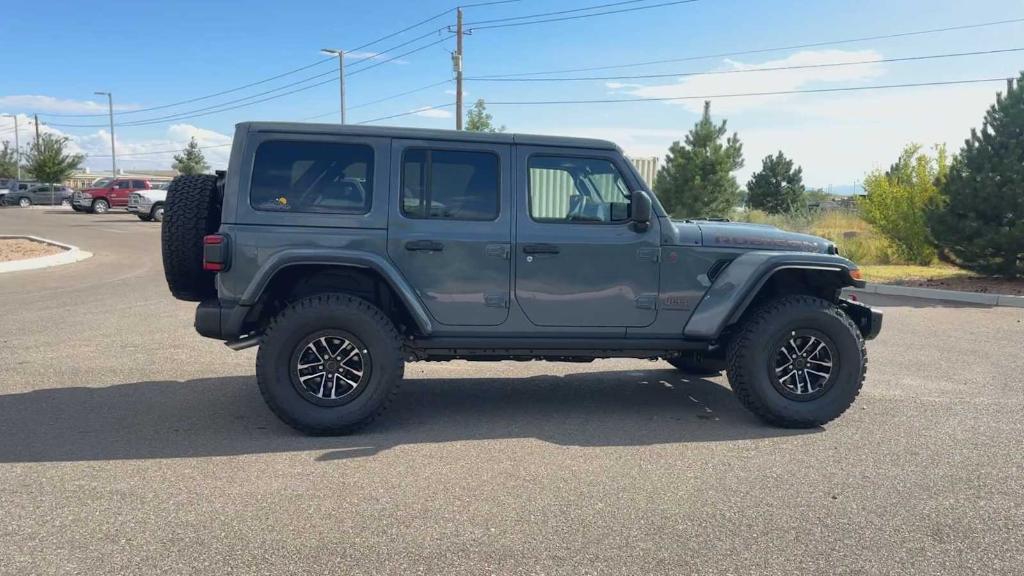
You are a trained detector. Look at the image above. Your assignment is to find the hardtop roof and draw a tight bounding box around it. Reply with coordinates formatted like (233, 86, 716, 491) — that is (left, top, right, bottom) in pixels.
(239, 122, 620, 151)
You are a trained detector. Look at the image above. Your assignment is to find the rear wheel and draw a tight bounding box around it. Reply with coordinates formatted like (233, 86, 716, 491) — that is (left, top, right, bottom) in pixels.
(91, 199, 109, 214)
(161, 175, 221, 301)
(726, 295, 865, 428)
(256, 294, 404, 435)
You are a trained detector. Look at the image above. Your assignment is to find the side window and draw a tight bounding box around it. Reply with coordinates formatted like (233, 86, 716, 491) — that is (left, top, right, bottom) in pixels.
(250, 140, 373, 214)
(132, 180, 147, 189)
(401, 149, 499, 221)
(116, 180, 131, 189)
(529, 156, 631, 223)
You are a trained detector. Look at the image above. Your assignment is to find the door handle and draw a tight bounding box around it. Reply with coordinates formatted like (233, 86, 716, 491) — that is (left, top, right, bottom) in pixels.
(405, 240, 444, 252)
(522, 243, 560, 255)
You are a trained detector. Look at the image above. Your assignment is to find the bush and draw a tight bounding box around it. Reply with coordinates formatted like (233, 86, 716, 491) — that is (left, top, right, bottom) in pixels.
(858, 144, 945, 265)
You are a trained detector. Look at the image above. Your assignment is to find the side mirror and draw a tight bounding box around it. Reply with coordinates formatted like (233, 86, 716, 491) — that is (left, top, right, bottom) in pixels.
(631, 190, 652, 231)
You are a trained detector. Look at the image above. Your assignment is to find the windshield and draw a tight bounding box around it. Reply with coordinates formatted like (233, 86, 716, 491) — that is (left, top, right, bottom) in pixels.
(91, 178, 113, 188)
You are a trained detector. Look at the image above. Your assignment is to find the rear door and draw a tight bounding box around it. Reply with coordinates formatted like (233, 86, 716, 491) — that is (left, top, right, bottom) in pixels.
(387, 139, 512, 327)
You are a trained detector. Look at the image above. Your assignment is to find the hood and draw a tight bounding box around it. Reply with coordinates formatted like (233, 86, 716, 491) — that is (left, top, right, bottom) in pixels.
(678, 220, 833, 254)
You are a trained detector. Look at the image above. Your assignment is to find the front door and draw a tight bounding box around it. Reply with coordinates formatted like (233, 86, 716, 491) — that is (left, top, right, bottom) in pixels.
(514, 147, 660, 327)
(387, 139, 513, 327)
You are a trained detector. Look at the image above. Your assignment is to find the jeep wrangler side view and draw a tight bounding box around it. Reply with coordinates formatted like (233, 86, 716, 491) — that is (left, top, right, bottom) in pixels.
(161, 123, 882, 435)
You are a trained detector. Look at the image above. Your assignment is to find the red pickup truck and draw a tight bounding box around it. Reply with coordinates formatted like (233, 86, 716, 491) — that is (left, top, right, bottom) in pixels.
(72, 177, 151, 213)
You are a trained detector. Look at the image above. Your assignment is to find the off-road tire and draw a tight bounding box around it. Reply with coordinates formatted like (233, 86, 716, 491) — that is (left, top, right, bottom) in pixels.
(256, 294, 404, 435)
(161, 174, 221, 301)
(726, 295, 866, 428)
(668, 355, 726, 376)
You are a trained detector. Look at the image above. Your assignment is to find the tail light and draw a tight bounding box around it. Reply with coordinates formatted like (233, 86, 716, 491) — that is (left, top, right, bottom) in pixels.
(203, 234, 229, 272)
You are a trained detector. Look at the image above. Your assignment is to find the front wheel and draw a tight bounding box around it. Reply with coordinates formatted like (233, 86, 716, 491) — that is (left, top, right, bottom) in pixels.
(18, 197, 30, 208)
(726, 295, 866, 428)
(137, 214, 152, 221)
(256, 294, 404, 435)
(150, 204, 164, 222)
(92, 199, 109, 214)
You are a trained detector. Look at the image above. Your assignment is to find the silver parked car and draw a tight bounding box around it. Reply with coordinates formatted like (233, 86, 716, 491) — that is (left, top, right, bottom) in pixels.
(4, 183, 73, 207)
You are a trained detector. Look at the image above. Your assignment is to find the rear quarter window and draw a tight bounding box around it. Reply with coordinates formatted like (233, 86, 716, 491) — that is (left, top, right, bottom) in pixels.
(250, 140, 373, 215)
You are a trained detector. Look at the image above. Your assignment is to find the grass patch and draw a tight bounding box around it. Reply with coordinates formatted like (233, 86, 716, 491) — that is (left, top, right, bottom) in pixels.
(859, 264, 973, 283)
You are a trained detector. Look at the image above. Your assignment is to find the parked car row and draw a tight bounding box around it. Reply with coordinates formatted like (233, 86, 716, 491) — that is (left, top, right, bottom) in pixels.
(0, 179, 74, 207)
(1, 175, 171, 222)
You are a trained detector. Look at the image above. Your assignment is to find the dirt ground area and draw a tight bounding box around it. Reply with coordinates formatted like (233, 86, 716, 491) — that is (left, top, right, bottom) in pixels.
(887, 275, 1024, 296)
(0, 238, 65, 263)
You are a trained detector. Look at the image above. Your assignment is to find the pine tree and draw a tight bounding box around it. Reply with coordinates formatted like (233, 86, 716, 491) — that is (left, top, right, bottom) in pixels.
(465, 99, 504, 133)
(0, 141, 18, 179)
(746, 151, 806, 214)
(654, 101, 744, 218)
(929, 74, 1024, 277)
(172, 137, 210, 175)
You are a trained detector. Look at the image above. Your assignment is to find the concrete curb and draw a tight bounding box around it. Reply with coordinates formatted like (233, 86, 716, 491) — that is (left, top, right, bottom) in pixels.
(0, 235, 93, 273)
(843, 283, 1024, 308)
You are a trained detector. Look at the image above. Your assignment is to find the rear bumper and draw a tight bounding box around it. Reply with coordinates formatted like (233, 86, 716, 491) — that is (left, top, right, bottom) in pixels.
(840, 299, 883, 340)
(195, 299, 249, 341)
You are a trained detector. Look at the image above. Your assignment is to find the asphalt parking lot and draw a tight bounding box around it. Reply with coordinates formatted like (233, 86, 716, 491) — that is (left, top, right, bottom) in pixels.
(1, 206, 1022, 575)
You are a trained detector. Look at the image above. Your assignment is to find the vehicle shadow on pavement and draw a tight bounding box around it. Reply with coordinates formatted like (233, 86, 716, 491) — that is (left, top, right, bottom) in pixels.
(0, 369, 817, 463)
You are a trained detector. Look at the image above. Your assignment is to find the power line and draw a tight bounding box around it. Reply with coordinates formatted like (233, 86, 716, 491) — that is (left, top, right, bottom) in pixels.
(89, 143, 232, 158)
(46, 37, 453, 129)
(299, 78, 455, 120)
(473, 17, 1024, 78)
(467, 47, 1024, 82)
(482, 77, 1012, 105)
(36, 3, 484, 119)
(467, 0, 699, 31)
(463, 0, 651, 26)
(356, 103, 455, 124)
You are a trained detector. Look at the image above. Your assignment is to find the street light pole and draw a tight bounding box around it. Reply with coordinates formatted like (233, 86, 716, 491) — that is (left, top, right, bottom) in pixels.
(1, 114, 19, 179)
(320, 49, 346, 124)
(94, 91, 116, 177)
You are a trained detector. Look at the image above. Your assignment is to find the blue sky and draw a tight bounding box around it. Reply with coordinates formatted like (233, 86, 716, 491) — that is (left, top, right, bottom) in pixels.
(1, 0, 1022, 190)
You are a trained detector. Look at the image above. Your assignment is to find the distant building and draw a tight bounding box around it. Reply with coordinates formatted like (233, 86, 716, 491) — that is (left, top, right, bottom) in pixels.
(65, 168, 178, 190)
(627, 156, 659, 188)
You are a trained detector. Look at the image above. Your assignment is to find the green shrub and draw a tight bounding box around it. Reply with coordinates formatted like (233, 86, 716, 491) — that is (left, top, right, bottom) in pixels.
(858, 144, 945, 265)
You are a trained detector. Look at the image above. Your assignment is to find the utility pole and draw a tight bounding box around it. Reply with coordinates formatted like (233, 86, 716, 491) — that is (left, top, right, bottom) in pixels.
(34, 114, 40, 146)
(94, 91, 116, 177)
(320, 48, 346, 124)
(1, 114, 19, 179)
(455, 7, 464, 130)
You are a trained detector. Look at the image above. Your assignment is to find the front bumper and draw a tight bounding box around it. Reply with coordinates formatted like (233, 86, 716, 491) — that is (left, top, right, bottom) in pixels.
(840, 298, 883, 340)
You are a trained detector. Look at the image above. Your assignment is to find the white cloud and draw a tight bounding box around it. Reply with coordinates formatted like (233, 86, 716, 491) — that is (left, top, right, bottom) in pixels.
(413, 106, 453, 119)
(605, 82, 645, 90)
(0, 122, 235, 171)
(0, 95, 138, 114)
(625, 49, 885, 114)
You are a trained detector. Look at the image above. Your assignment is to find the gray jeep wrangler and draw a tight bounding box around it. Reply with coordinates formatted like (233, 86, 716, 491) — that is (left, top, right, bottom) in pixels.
(161, 122, 882, 435)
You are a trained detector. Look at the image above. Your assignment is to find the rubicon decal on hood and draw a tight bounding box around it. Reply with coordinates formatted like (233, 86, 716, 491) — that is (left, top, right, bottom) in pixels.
(713, 235, 821, 252)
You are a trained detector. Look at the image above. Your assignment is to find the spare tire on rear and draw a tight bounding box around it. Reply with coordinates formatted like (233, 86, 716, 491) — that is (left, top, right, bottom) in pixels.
(161, 174, 222, 301)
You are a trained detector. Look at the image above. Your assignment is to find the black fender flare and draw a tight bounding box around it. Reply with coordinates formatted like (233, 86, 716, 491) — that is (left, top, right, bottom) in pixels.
(238, 248, 434, 335)
(683, 251, 863, 340)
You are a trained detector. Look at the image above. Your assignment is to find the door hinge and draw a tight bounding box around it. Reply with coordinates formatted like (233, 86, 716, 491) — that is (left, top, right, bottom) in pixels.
(637, 248, 660, 262)
(635, 294, 657, 310)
